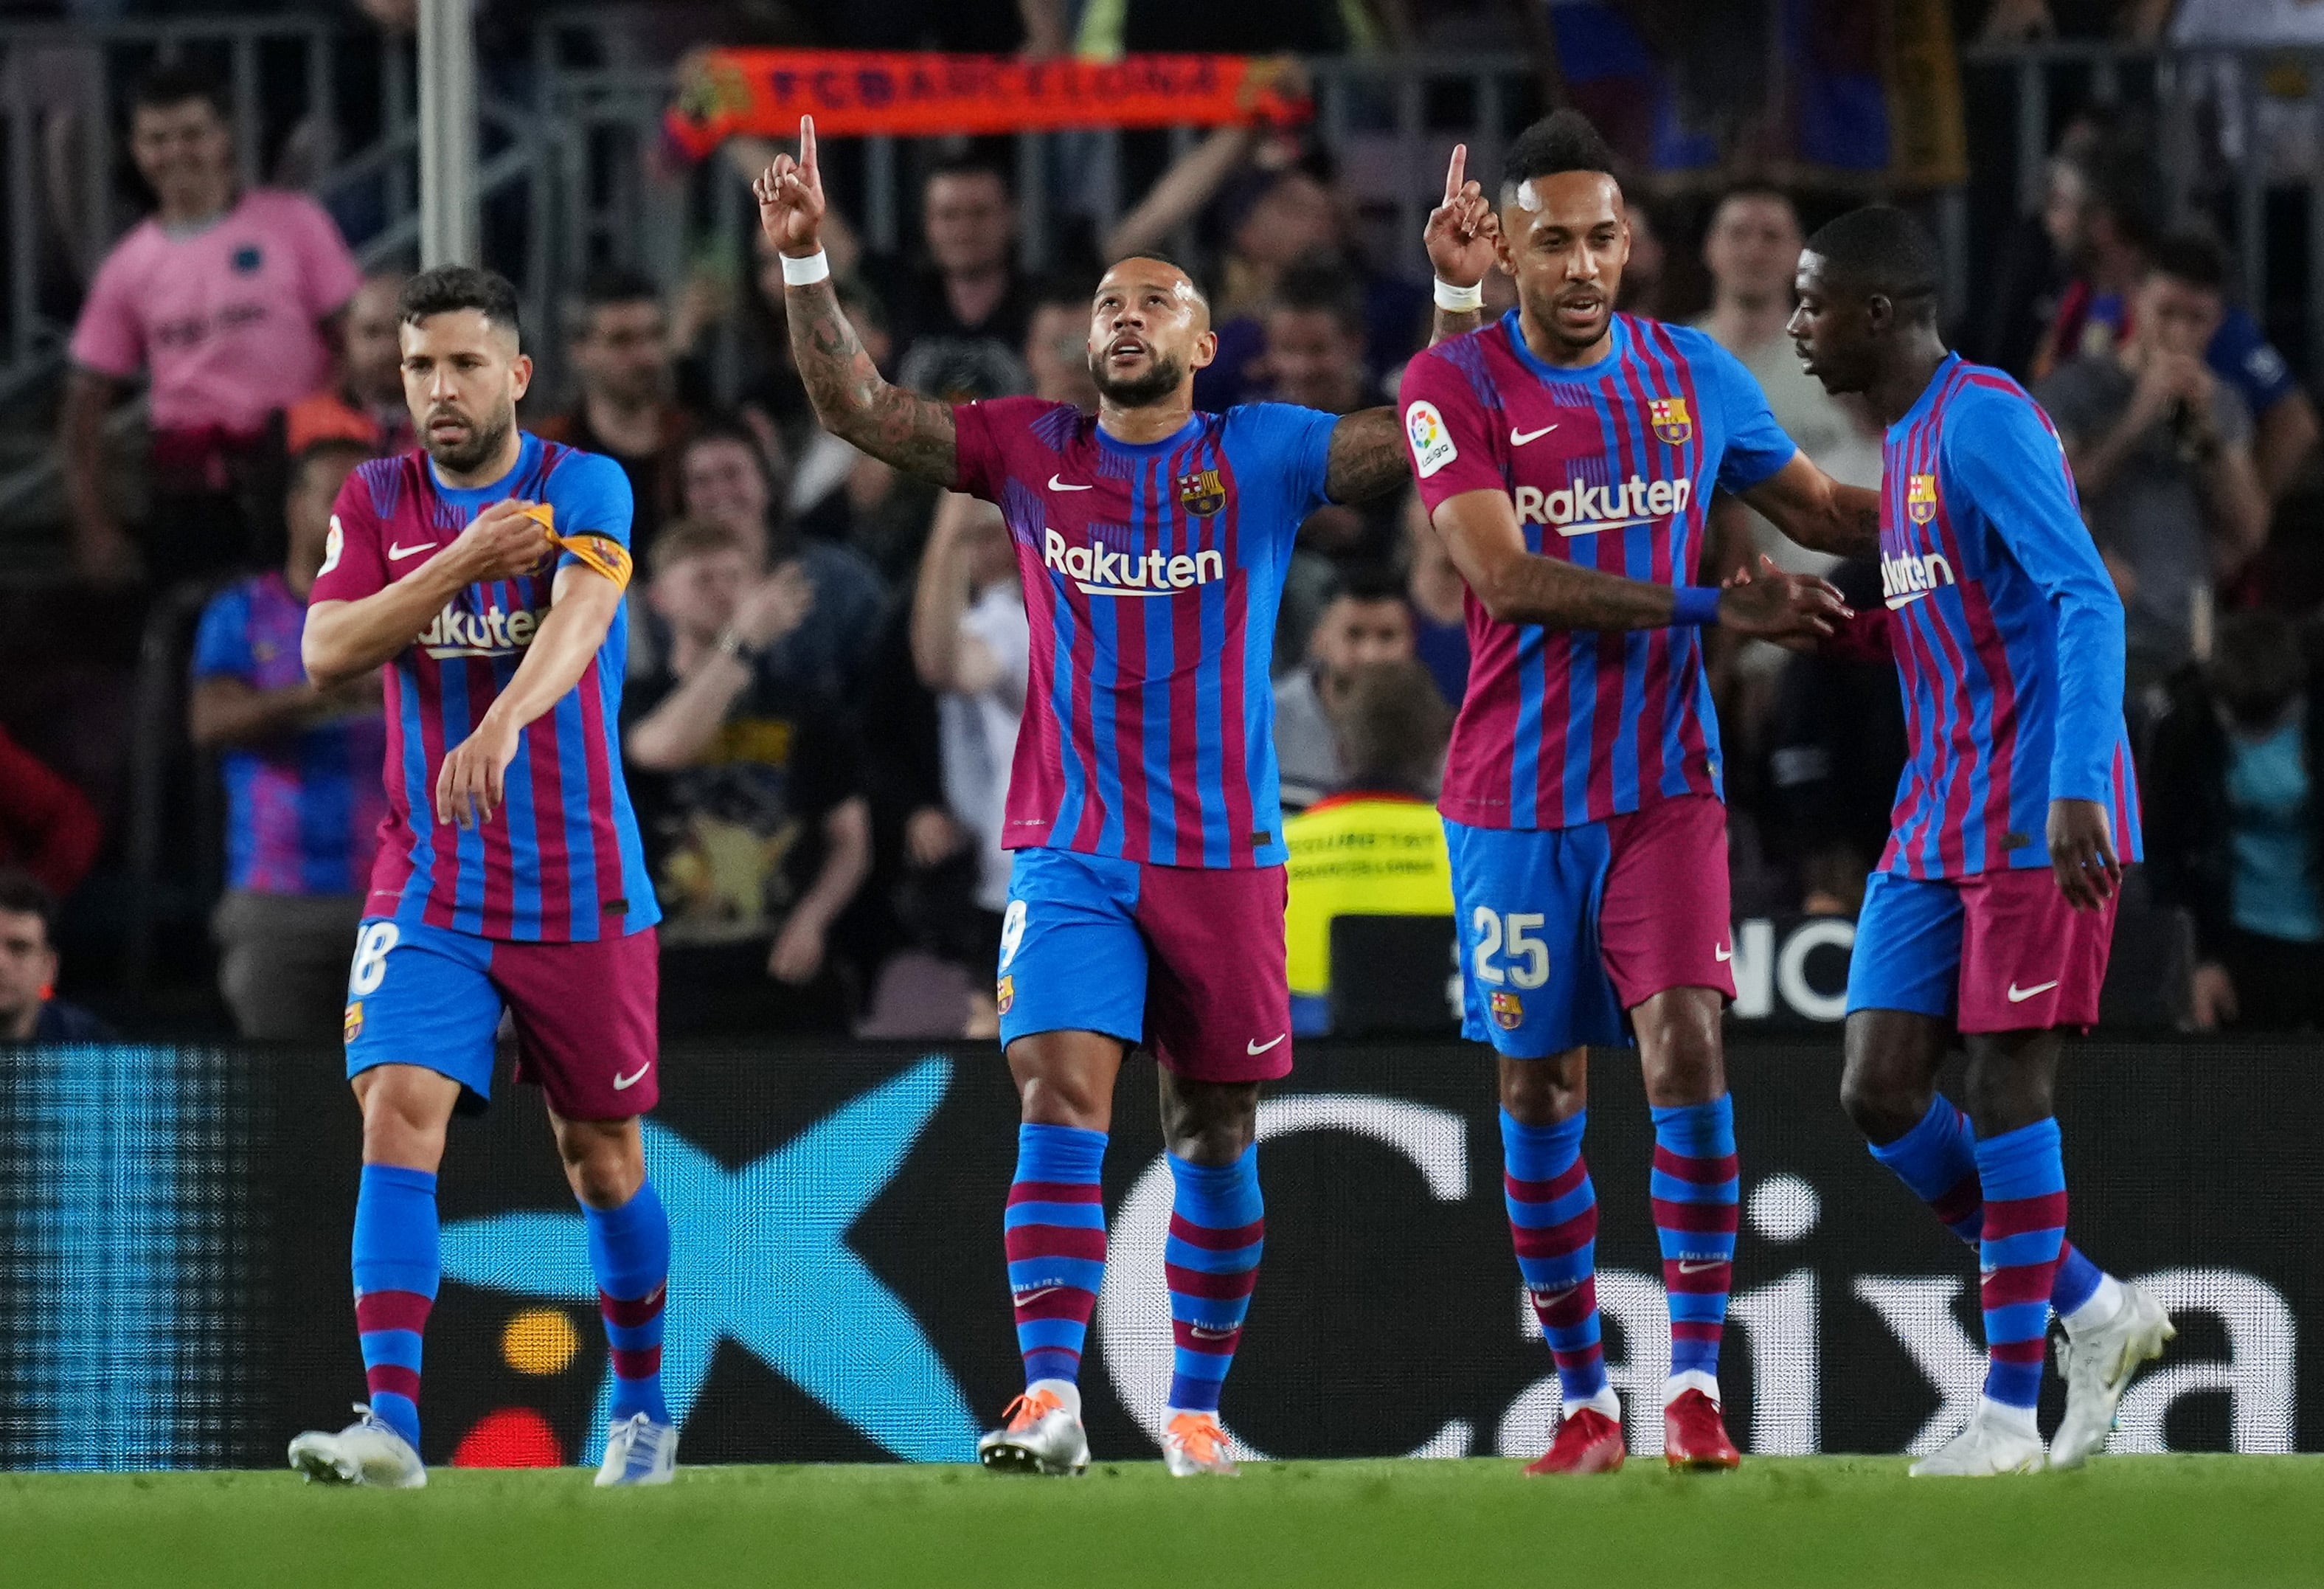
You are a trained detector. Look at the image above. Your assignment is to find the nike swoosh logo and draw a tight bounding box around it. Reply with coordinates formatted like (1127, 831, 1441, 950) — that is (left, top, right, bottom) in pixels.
(1529, 1285, 1581, 1306)
(1013, 1287, 1063, 1305)
(388, 541, 438, 561)
(1246, 1034, 1286, 1056)
(1188, 1326, 1238, 1340)
(1047, 474, 1092, 491)
(1510, 423, 1559, 446)
(611, 1064, 653, 1090)
(1713, 944, 1732, 963)
(2006, 980, 2061, 1003)
(1677, 1259, 1726, 1275)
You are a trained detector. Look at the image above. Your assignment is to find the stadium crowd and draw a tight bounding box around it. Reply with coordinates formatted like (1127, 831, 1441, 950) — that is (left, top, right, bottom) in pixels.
(3, 0, 2323, 1042)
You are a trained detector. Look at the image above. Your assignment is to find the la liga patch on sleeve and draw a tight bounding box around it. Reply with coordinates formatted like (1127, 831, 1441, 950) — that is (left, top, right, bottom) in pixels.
(1406, 401, 1457, 479)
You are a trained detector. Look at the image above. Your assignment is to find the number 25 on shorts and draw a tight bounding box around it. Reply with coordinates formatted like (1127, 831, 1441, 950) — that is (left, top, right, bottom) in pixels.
(1471, 907, 1549, 989)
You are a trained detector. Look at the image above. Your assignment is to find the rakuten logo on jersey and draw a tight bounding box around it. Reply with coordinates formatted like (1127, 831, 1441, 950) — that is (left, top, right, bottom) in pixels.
(420, 603, 540, 658)
(1881, 550, 1957, 609)
(1044, 529, 1224, 598)
(1514, 475, 1693, 538)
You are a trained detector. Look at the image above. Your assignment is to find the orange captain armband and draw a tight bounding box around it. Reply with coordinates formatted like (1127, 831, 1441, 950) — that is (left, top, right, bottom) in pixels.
(516, 502, 634, 592)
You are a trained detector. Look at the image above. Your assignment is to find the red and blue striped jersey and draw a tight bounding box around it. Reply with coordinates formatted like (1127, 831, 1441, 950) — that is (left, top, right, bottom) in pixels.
(1401, 312, 1800, 830)
(953, 396, 1339, 869)
(308, 431, 659, 940)
(1875, 353, 2141, 879)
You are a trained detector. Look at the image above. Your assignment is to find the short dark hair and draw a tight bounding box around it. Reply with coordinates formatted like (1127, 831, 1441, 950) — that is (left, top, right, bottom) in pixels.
(926, 153, 1013, 201)
(1338, 659, 1452, 790)
(1327, 564, 1411, 609)
(2210, 609, 2306, 724)
(1803, 204, 1941, 319)
(132, 63, 229, 122)
(1502, 109, 1618, 198)
(2081, 150, 2159, 252)
(1272, 257, 1366, 340)
(291, 437, 376, 495)
(681, 415, 788, 498)
(398, 265, 523, 345)
(569, 267, 662, 339)
(1712, 184, 1801, 229)
(0, 868, 57, 943)
(2149, 229, 2228, 294)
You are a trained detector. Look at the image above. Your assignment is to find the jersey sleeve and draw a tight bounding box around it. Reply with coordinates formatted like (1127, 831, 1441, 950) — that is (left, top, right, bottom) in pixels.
(2210, 308, 2299, 418)
(67, 243, 145, 380)
(1702, 337, 1800, 494)
(544, 451, 637, 571)
(308, 468, 389, 604)
(1946, 390, 2125, 805)
(950, 396, 1058, 504)
(1233, 401, 1339, 513)
(1398, 348, 1507, 516)
(189, 586, 255, 682)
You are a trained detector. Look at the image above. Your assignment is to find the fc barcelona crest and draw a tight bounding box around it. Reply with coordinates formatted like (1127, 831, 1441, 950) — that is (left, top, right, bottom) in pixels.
(343, 1000, 364, 1043)
(1648, 396, 1693, 445)
(1907, 473, 1939, 525)
(996, 975, 1015, 1017)
(1490, 990, 1525, 1031)
(1177, 468, 1227, 517)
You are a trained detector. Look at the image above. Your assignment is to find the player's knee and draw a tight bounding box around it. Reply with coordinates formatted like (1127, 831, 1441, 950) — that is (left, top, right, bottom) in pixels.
(1159, 1077, 1258, 1165)
(356, 1072, 453, 1171)
(556, 1121, 645, 1209)
(1838, 1061, 1923, 1143)
(1498, 1054, 1584, 1126)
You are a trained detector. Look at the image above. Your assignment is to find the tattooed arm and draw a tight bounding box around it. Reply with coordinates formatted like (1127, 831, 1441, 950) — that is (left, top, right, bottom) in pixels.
(1432, 487, 1848, 640)
(756, 116, 959, 489)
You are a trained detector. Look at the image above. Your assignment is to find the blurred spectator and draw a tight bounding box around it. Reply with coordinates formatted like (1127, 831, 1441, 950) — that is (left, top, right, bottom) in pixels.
(1283, 658, 1455, 1034)
(189, 440, 386, 1040)
(906, 494, 1030, 984)
(2037, 233, 2270, 695)
(1022, 277, 1101, 411)
(63, 65, 361, 586)
(886, 156, 1034, 404)
(1402, 489, 1469, 706)
(1263, 258, 1379, 415)
(2039, 168, 2318, 502)
(677, 421, 889, 706)
(285, 270, 414, 457)
(781, 284, 943, 577)
(1276, 567, 1418, 811)
(0, 723, 101, 904)
(1616, 196, 1667, 319)
(1971, 107, 2115, 379)
(2148, 611, 2324, 1032)
(0, 870, 111, 1044)
(624, 521, 873, 1036)
(537, 269, 696, 564)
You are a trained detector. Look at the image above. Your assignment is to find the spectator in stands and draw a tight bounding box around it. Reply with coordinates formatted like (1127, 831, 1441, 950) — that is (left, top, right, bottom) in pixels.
(190, 439, 385, 1041)
(1263, 258, 1378, 415)
(1402, 489, 1468, 707)
(624, 520, 873, 1036)
(0, 721, 100, 905)
(1022, 278, 1101, 412)
(0, 868, 111, 1042)
(1615, 196, 1667, 319)
(676, 420, 888, 706)
(63, 65, 361, 586)
(2148, 610, 2324, 1031)
(887, 156, 1034, 404)
(1275, 567, 1417, 811)
(905, 494, 1029, 991)
(1283, 659, 1455, 1034)
(285, 270, 413, 457)
(538, 269, 696, 564)
(2037, 232, 2270, 696)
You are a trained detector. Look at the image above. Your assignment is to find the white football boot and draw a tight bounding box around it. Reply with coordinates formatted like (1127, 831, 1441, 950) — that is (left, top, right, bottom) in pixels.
(288, 1405, 428, 1489)
(1910, 1401, 2049, 1477)
(1161, 1410, 1238, 1478)
(2050, 1281, 2176, 1470)
(978, 1388, 1090, 1476)
(595, 1412, 679, 1487)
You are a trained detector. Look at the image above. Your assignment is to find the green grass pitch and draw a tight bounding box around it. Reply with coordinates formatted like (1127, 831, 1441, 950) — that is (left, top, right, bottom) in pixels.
(3, 1457, 2317, 1589)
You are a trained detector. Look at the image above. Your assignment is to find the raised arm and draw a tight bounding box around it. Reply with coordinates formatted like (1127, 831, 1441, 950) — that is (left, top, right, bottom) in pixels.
(1102, 124, 1256, 264)
(1432, 487, 1846, 638)
(757, 117, 959, 489)
(1736, 451, 1881, 558)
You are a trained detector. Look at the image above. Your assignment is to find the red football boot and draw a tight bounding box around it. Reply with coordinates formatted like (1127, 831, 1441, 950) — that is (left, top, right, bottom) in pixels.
(1522, 1408, 1626, 1475)
(1662, 1388, 1741, 1471)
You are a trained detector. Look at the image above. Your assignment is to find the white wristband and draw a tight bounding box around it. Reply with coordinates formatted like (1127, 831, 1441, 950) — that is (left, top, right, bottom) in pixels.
(1434, 277, 1485, 313)
(780, 249, 831, 287)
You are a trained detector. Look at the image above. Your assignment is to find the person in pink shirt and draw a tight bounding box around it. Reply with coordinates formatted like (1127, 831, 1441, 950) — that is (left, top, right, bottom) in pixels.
(61, 65, 362, 587)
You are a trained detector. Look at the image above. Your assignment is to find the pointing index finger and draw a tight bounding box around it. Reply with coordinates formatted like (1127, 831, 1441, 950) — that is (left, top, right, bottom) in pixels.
(798, 115, 817, 179)
(1444, 143, 1467, 204)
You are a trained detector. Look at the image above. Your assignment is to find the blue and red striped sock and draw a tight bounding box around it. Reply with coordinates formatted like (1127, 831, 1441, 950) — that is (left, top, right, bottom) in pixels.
(1651, 1095, 1739, 1394)
(351, 1163, 439, 1450)
(1502, 1109, 1609, 1410)
(584, 1178, 671, 1426)
(1164, 1148, 1264, 1415)
(1004, 1124, 1108, 1401)
(1975, 1117, 2070, 1411)
(1869, 1095, 2104, 1317)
